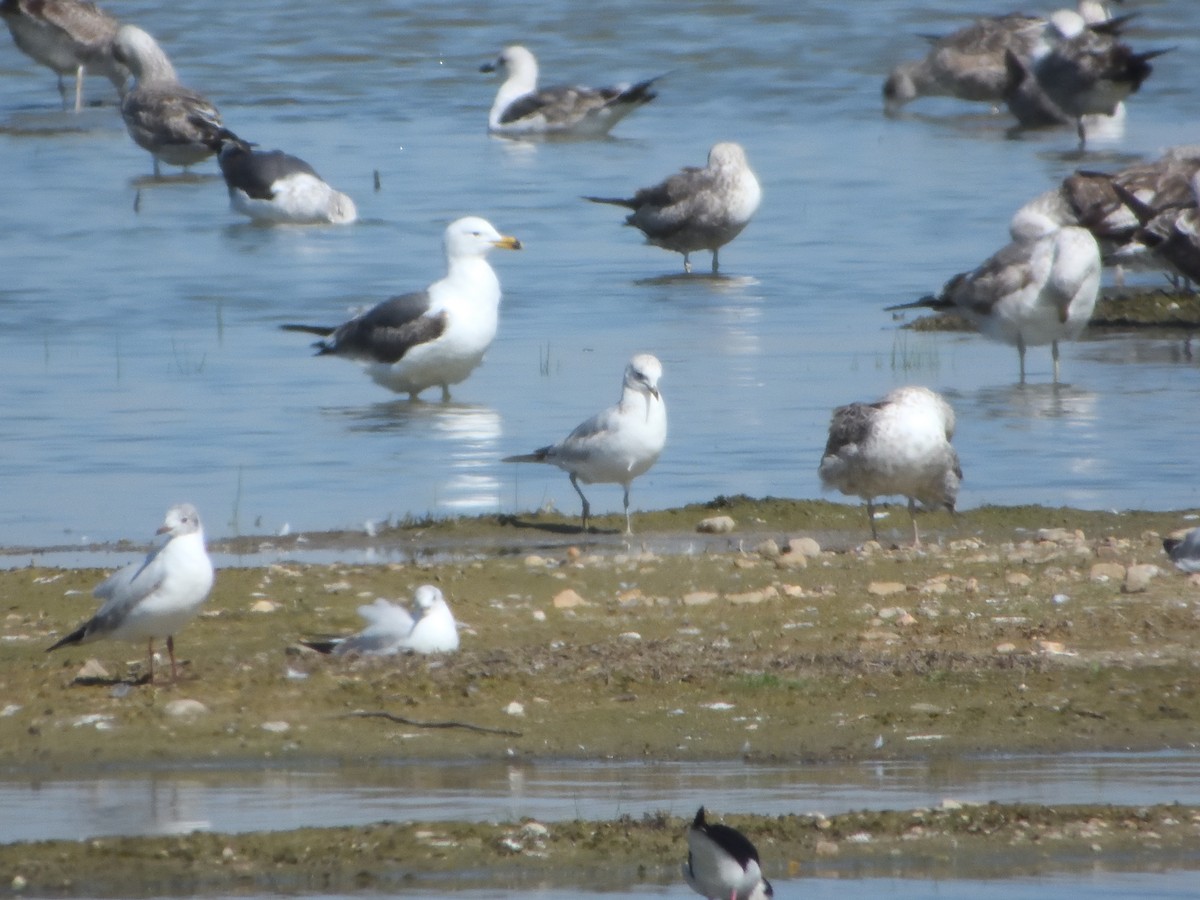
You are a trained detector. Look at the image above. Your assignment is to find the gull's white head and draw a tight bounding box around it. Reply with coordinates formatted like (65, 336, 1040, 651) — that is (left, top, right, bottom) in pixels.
(157, 503, 203, 538)
(412, 584, 446, 614)
(112, 25, 177, 85)
(481, 45, 539, 86)
(708, 142, 750, 171)
(443, 216, 522, 260)
(624, 353, 663, 401)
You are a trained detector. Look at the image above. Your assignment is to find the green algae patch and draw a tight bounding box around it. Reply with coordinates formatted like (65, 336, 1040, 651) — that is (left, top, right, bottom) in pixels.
(2, 804, 1198, 896)
(1, 501, 1200, 770)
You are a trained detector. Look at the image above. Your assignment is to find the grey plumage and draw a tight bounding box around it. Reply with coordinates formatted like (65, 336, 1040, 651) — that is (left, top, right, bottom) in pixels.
(282, 291, 444, 364)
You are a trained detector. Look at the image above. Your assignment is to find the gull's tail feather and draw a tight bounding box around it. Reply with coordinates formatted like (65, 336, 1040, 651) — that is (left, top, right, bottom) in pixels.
(281, 323, 336, 336)
(615, 76, 660, 106)
(46, 623, 88, 653)
(299, 638, 340, 654)
(503, 447, 553, 464)
(1088, 12, 1138, 36)
(583, 195, 637, 208)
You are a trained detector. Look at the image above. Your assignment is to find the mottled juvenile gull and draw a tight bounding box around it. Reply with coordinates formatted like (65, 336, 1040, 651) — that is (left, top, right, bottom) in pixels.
(819, 387, 961, 548)
(0, 0, 127, 111)
(480, 44, 658, 137)
(283, 216, 521, 400)
(1110, 172, 1200, 286)
(888, 221, 1101, 383)
(503, 354, 666, 535)
(1163, 528, 1200, 574)
(111, 24, 224, 176)
(305, 585, 459, 656)
(682, 806, 773, 900)
(211, 131, 357, 225)
(585, 142, 761, 274)
(46, 503, 214, 683)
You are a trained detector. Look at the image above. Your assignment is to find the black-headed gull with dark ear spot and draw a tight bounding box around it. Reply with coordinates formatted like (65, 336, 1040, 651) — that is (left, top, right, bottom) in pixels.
(819, 387, 961, 549)
(282, 216, 521, 401)
(46, 503, 214, 683)
(111, 24, 225, 177)
(503, 354, 666, 535)
(306, 585, 459, 656)
(0, 0, 129, 111)
(210, 131, 357, 225)
(480, 45, 659, 137)
(683, 806, 773, 900)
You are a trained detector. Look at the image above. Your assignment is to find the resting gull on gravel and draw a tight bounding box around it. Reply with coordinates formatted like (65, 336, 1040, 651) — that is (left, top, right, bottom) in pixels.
(503, 354, 666, 535)
(0, 0, 128, 110)
(682, 806, 773, 900)
(887, 220, 1101, 383)
(210, 131, 357, 225)
(46, 503, 215, 683)
(111, 24, 225, 176)
(283, 216, 521, 400)
(480, 44, 658, 137)
(303, 585, 459, 656)
(819, 387, 961, 548)
(1164, 528, 1200, 574)
(585, 142, 761, 274)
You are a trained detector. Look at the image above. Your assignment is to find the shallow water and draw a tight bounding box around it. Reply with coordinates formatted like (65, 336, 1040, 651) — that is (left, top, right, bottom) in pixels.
(3, 752, 1198, 842)
(1, 0, 1199, 549)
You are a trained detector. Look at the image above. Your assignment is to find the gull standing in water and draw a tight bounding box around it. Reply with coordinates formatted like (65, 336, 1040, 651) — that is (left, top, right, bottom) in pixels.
(503, 354, 666, 534)
(819, 387, 961, 548)
(682, 807, 773, 900)
(480, 44, 659, 137)
(887, 221, 1101, 383)
(111, 24, 225, 176)
(283, 217, 521, 400)
(586, 142, 761, 274)
(305, 585, 459, 656)
(0, 0, 128, 111)
(46, 504, 215, 683)
(210, 131, 357, 225)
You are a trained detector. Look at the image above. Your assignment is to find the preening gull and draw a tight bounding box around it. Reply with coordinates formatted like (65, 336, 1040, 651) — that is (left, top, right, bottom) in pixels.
(480, 44, 658, 137)
(46, 503, 215, 683)
(211, 131, 357, 225)
(888, 222, 1101, 383)
(819, 387, 961, 548)
(1110, 172, 1200, 286)
(682, 807, 773, 900)
(304, 585, 460, 656)
(1011, 146, 1200, 281)
(1163, 528, 1200, 574)
(282, 216, 521, 400)
(0, 0, 128, 111)
(111, 24, 224, 176)
(503, 353, 666, 535)
(585, 142, 761, 274)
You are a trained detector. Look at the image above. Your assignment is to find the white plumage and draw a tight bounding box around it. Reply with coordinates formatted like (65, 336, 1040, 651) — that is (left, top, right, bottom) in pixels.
(283, 217, 521, 400)
(324, 585, 459, 657)
(504, 354, 667, 534)
(213, 133, 357, 225)
(819, 387, 962, 547)
(46, 503, 214, 682)
(682, 807, 773, 900)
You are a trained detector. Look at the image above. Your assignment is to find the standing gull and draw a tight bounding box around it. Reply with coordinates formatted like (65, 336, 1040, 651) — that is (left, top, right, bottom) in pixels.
(46, 503, 215, 683)
(586, 142, 761, 274)
(0, 0, 128, 111)
(111, 24, 224, 176)
(819, 387, 961, 548)
(304, 585, 459, 656)
(887, 221, 1101, 383)
(210, 131, 357, 225)
(283, 217, 521, 400)
(682, 806, 773, 900)
(1110, 173, 1200, 286)
(1163, 528, 1200, 574)
(480, 44, 658, 137)
(503, 354, 666, 535)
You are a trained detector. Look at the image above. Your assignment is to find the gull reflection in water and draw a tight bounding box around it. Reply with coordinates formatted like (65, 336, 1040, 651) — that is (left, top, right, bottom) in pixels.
(334, 401, 503, 511)
(971, 382, 1098, 422)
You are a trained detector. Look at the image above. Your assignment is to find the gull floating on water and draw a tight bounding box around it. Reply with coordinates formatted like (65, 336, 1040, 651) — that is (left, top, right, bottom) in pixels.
(480, 44, 658, 137)
(282, 216, 521, 400)
(888, 221, 1101, 383)
(112, 24, 224, 176)
(0, 0, 128, 111)
(46, 503, 215, 683)
(305, 585, 460, 656)
(682, 806, 773, 900)
(819, 386, 961, 548)
(503, 354, 666, 535)
(585, 142, 761, 274)
(210, 131, 357, 225)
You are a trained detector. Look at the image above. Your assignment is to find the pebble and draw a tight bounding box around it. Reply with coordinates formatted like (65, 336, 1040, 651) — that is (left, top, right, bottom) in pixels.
(754, 539, 780, 559)
(322, 581, 351, 593)
(75, 659, 109, 680)
(1089, 562, 1126, 583)
(867, 581, 906, 597)
(814, 840, 840, 857)
(1005, 573, 1033, 587)
(552, 589, 587, 609)
(505, 701, 525, 717)
(995, 642, 1017, 654)
(249, 600, 279, 613)
(682, 591, 717, 606)
(1123, 564, 1159, 594)
(727, 586, 778, 605)
(696, 515, 736, 534)
(788, 536, 822, 558)
(163, 699, 209, 719)
(261, 721, 290, 734)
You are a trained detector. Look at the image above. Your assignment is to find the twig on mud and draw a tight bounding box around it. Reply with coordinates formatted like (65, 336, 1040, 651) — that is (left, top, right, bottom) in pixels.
(343, 710, 523, 737)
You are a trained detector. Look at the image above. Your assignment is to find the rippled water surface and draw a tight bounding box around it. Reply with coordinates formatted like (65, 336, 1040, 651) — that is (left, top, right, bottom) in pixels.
(2, 0, 1199, 547)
